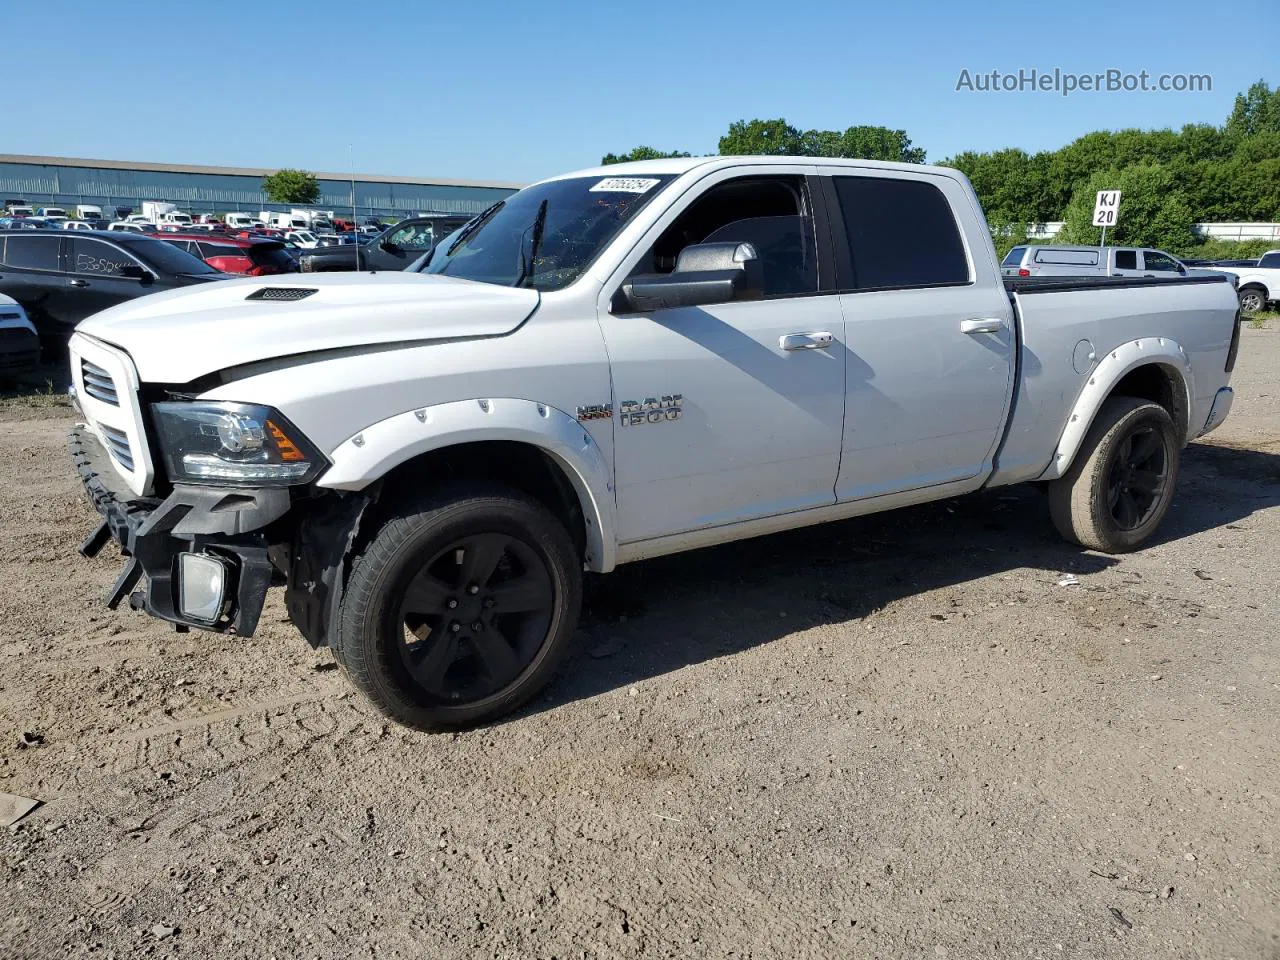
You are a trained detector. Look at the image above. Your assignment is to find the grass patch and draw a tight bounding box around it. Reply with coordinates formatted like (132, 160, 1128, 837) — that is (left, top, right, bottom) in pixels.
(1246, 310, 1279, 330)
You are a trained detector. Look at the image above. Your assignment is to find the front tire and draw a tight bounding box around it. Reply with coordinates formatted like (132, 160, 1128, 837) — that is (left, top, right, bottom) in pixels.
(1048, 397, 1179, 553)
(335, 486, 582, 730)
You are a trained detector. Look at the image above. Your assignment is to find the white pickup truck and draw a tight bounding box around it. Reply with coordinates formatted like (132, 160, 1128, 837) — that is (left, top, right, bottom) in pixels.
(66, 156, 1240, 730)
(1216, 250, 1280, 313)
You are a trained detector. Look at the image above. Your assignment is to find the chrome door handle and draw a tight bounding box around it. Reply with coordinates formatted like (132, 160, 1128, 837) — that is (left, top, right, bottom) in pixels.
(780, 332, 834, 351)
(68, 278, 89, 287)
(959, 318, 1003, 335)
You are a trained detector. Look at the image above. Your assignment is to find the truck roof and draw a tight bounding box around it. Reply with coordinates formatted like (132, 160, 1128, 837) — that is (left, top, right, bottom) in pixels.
(539, 155, 970, 185)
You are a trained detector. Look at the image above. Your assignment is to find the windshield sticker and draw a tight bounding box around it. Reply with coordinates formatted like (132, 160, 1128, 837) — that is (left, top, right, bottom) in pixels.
(589, 177, 661, 194)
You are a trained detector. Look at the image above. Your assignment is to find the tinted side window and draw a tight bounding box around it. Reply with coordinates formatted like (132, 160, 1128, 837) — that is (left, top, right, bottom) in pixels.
(833, 176, 968, 289)
(385, 222, 435, 250)
(1001, 246, 1027, 267)
(1143, 250, 1181, 272)
(1114, 250, 1137, 270)
(640, 176, 818, 298)
(69, 238, 142, 276)
(1259, 252, 1280, 269)
(199, 242, 243, 259)
(2, 235, 61, 270)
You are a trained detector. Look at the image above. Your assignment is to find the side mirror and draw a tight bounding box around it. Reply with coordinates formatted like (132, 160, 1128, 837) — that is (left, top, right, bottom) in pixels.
(616, 242, 763, 312)
(379, 239, 399, 252)
(121, 264, 154, 284)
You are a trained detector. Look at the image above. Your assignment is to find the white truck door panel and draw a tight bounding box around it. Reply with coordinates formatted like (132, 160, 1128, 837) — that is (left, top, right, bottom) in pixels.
(836, 284, 1015, 499)
(823, 170, 1015, 502)
(602, 297, 845, 542)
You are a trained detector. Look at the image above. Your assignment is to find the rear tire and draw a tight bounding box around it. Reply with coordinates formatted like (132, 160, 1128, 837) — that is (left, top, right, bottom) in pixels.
(1048, 397, 1179, 553)
(334, 485, 582, 730)
(1238, 286, 1267, 314)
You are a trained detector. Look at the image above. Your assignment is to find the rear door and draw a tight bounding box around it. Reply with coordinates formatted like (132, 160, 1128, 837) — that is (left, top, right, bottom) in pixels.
(824, 172, 1016, 501)
(1110, 249, 1139, 277)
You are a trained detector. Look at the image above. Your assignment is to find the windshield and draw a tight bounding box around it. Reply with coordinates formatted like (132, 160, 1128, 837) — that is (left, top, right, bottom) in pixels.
(134, 237, 221, 275)
(423, 174, 675, 291)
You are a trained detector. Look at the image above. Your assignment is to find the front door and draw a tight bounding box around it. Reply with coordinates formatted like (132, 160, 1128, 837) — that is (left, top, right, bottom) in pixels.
(600, 169, 846, 543)
(823, 172, 1016, 501)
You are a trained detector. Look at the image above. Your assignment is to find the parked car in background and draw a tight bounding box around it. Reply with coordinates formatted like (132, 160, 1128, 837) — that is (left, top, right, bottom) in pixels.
(0, 293, 40, 382)
(36, 207, 67, 219)
(0, 229, 231, 356)
(282, 229, 320, 249)
(1214, 250, 1280, 312)
(76, 205, 104, 221)
(108, 221, 159, 234)
(158, 233, 297, 275)
(224, 213, 265, 230)
(63, 220, 95, 231)
(4, 201, 34, 217)
(297, 215, 469, 272)
(0, 217, 46, 230)
(1001, 245, 1230, 281)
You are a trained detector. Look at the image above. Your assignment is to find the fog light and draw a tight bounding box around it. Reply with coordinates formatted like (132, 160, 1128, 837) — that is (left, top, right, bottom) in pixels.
(179, 552, 228, 623)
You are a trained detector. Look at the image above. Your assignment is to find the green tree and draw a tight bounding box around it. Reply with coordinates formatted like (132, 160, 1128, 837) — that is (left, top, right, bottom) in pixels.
(1225, 80, 1280, 139)
(800, 125, 925, 163)
(718, 118, 804, 156)
(1058, 165, 1198, 253)
(600, 146, 691, 165)
(262, 168, 320, 205)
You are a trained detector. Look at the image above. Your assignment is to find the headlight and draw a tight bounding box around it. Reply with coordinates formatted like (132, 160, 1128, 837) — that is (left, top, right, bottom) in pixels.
(151, 401, 326, 486)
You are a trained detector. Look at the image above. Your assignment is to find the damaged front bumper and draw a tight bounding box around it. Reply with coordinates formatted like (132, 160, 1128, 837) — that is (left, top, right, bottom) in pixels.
(71, 425, 286, 635)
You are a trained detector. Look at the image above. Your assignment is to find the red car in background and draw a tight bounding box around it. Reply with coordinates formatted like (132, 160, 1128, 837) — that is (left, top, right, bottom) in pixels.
(157, 233, 297, 275)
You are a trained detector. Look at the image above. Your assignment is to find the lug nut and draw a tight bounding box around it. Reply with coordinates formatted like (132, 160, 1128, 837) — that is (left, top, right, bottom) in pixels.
(449, 621, 461, 633)
(446, 598, 459, 610)
(471, 621, 484, 632)
(483, 598, 495, 609)
(467, 584, 480, 595)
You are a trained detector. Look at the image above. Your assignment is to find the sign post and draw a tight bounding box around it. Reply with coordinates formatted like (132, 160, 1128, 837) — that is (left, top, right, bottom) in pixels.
(1092, 190, 1121, 248)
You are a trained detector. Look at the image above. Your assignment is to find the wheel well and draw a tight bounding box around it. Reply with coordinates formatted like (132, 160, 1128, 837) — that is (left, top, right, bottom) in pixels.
(1110, 363, 1188, 439)
(374, 441, 588, 559)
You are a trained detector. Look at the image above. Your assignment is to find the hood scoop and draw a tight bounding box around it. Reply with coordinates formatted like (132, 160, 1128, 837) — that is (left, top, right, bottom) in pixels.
(245, 287, 318, 302)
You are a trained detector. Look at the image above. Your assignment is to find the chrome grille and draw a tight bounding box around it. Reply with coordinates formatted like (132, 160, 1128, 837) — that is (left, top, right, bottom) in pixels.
(99, 424, 134, 471)
(81, 359, 119, 406)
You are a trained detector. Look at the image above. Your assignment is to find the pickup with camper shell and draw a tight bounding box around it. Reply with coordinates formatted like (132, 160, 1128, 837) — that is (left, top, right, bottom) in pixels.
(67, 156, 1239, 730)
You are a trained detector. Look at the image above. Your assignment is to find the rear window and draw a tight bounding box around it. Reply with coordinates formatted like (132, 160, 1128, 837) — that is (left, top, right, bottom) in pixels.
(832, 176, 969, 289)
(1115, 250, 1137, 270)
(1001, 246, 1027, 267)
(131, 237, 220, 275)
(246, 244, 295, 271)
(199, 242, 246, 259)
(1034, 248, 1099, 266)
(1, 235, 61, 270)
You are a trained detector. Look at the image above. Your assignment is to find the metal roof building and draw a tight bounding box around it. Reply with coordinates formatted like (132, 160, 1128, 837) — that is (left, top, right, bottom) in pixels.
(0, 154, 522, 219)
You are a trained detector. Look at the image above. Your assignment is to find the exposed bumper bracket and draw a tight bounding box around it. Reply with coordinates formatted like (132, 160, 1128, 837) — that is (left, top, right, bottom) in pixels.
(79, 520, 111, 559)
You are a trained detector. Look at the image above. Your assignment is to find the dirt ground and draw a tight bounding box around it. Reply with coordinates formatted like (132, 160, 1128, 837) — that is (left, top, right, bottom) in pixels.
(1, 330, 1277, 960)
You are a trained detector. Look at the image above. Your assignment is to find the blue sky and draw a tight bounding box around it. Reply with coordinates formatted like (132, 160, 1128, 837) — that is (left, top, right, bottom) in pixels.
(8, 0, 1276, 183)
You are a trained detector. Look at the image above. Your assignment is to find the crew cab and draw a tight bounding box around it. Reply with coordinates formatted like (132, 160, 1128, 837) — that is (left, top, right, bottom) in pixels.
(67, 157, 1239, 731)
(1215, 250, 1280, 313)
